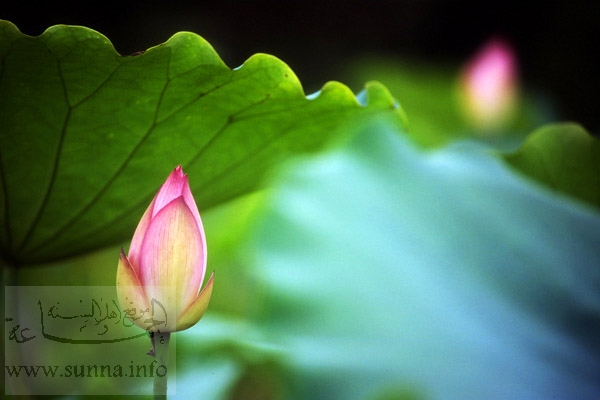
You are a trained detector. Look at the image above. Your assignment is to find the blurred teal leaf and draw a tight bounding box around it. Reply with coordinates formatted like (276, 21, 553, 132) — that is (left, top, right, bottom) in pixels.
(245, 121, 600, 399)
(0, 21, 403, 265)
(504, 123, 600, 209)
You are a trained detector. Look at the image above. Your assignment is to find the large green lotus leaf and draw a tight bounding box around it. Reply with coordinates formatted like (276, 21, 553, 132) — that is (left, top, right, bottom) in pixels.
(220, 121, 599, 399)
(0, 21, 404, 265)
(504, 123, 600, 209)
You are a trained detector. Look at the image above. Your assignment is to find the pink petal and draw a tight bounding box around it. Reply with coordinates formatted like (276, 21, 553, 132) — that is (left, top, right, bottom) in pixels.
(180, 175, 207, 272)
(152, 166, 187, 218)
(181, 175, 203, 232)
(128, 199, 155, 273)
(138, 197, 206, 320)
(129, 166, 188, 270)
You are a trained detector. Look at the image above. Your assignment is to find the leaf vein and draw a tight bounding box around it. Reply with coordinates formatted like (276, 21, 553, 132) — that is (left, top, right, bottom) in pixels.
(25, 53, 173, 255)
(15, 54, 72, 254)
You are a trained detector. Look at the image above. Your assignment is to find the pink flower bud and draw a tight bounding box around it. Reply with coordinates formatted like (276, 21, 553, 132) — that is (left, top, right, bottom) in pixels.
(116, 166, 214, 332)
(459, 38, 519, 131)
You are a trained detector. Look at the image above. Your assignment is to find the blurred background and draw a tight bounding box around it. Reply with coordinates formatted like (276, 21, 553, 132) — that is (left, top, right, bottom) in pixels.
(3, 2, 600, 399)
(3, 0, 599, 133)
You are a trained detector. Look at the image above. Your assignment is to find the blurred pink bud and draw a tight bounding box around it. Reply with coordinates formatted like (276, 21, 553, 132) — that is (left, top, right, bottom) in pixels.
(117, 166, 214, 332)
(459, 38, 519, 130)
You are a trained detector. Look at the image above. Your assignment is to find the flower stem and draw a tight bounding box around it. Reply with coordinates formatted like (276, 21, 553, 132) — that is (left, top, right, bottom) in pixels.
(152, 332, 171, 400)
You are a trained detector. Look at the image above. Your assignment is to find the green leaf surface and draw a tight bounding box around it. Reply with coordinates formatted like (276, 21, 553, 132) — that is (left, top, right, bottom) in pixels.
(0, 21, 403, 265)
(504, 123, 600, 209)
(238, 121, 600, 399)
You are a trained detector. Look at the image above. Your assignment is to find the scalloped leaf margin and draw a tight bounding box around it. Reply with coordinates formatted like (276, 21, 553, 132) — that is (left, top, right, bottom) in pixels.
(0, 21, 405, 265)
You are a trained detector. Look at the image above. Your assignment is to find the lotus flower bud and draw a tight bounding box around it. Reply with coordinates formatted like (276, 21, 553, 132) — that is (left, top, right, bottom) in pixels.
(116, 166, 214, 332)
(459, 38, 519, 131)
